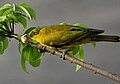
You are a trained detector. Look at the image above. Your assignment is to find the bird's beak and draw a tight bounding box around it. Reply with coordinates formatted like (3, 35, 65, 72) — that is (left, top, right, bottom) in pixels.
(21, 34, 28, 43)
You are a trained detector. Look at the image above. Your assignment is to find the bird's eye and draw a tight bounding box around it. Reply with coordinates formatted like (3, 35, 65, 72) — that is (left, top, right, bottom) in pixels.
(29, 31, 35, 37)
(35, 29, 40, 35)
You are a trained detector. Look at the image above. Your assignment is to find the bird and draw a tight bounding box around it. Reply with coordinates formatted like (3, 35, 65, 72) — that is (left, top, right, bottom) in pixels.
(25, 25, 119, 50)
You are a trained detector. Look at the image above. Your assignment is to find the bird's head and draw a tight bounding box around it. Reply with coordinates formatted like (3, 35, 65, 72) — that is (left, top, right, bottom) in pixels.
(29, 28, 41, 38)
(21, 28, 41, 43)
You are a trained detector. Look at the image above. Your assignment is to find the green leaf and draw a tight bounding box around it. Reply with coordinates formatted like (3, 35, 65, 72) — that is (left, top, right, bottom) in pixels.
(0, 37, 9, 55)
(3, 37, 8, 49)
(21, 45, 44, 72)
(0, 4, 15, 16)
(72, 46, 79, 55)
(2, 8, 13, 16)
(0, 4, 11, 10)
(91, 41, 96, 48)
(0, 21, 10, 31)
(68, 51, 73, 57)
(18, 2, 36, 19)
(7, 14, 18, 22)
(18, 42, 23, 54)
(22, 45, 31, 61)
(28, 47, 43, 67)
(18, 5, 31, 20)
(21, 54, 29, 73)
(0, 4, 12, 16)
(21, 45, 31, 73)
(73, 23, 89, 28)
(79, 46, 84, 60)
(0, 16, 7, 22)
(68, 45, 79, 57)
(76, 65, 81, 72)
(24, 27, 36, 34)
(12, 4, 16, 11)
(15, 13, 27, 29)
(75, 45, 84, 72)
(0, 41, 4, 54)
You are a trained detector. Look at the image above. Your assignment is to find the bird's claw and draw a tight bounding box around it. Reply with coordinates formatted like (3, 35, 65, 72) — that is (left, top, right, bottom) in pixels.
(42, 46, 45, 51)
(39, 46, 46, 53)
(61, 51, 67, 60)
(51, 51, 55, 55)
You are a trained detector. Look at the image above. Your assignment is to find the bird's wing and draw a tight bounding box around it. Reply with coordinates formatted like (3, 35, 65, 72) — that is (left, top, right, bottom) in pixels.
(40, 25, 104, 48)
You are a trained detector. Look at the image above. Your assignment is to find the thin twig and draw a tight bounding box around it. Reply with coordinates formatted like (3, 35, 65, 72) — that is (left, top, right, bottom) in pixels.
(0, 27, 9, 33)
(0, 34, 12, 38)
(27, 43, 120, 83)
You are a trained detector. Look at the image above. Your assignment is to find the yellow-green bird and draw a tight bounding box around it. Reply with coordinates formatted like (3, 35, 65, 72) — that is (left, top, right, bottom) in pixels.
(22, 25, 120, 50)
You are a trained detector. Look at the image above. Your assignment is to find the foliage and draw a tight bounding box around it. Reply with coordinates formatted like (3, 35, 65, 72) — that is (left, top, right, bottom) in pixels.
(0, 2, 37, 73)
(21, 45, 44, 73)
(0, 2, 96, 73)
(0, 36, 8, 54)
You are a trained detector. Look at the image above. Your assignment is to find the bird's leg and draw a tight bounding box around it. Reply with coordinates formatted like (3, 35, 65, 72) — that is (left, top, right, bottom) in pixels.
(41, 46, 46, 52)
(61, 50, 71, 60)
(38, 46, 46, 53)
(51, 51, 55, 55)
(60, 51, 66, 60)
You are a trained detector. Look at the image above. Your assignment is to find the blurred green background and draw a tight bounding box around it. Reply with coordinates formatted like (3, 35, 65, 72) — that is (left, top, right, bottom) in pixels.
(0, 0, 120, 84)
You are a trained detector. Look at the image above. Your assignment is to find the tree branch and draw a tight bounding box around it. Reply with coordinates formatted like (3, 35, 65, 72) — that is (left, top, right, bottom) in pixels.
(28, 42, 120, 83)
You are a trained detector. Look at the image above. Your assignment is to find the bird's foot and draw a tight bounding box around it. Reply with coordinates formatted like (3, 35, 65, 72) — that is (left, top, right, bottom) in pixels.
(39, 46, 46, 53)
(51, 51, 55, 55)
(60, 51, 68, 60)
(42, 46, 46, 51)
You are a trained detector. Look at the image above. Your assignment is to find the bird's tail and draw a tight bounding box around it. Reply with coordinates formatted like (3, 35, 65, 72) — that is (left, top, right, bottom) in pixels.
(91, 35, 120, 42)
